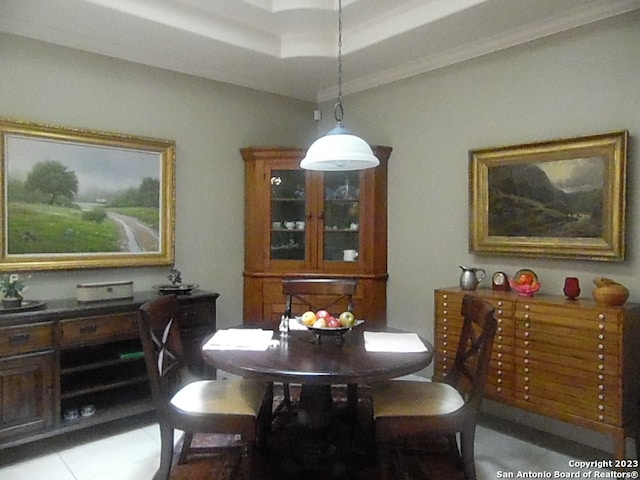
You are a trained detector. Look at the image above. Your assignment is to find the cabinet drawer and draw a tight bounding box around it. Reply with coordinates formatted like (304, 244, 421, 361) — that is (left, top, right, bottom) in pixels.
(0, 323, 54, 356)
(60, 313, 138, 348)
(514, 306, 621, 333)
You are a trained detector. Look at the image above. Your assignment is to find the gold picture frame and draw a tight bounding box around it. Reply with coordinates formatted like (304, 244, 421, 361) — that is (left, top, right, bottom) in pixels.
(469, 131, 627, 261)
(1, 119, 175, 271)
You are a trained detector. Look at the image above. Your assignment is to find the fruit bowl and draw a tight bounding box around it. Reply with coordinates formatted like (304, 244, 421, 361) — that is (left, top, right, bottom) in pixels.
(510, 269, 541, 296)
(509, 281, 541, 297)
(295, 317, 364, 344)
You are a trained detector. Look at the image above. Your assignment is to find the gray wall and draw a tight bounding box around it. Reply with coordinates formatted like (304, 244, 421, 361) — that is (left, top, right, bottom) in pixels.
(0, 34, 316, 326)
(327, 11, 640, 343)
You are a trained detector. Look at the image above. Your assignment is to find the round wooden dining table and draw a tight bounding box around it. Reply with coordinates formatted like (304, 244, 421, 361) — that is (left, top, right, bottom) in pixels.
(201, 325, 434, 474)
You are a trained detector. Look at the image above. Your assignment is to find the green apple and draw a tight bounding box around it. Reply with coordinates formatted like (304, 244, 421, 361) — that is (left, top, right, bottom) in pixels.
(339, 311, 356, 327)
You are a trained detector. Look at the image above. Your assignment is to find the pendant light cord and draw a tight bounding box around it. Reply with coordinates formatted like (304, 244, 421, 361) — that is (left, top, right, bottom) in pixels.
(335, 0, 344, 124)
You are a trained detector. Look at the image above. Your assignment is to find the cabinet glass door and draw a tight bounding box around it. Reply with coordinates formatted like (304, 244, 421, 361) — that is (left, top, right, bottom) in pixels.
(323, 172, 360, 262)
(270, 169, 307, 261)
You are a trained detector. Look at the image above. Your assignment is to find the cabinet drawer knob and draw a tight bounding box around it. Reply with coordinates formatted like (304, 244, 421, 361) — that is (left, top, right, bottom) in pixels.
(9, 333, 30, 343)
(80, 324, 98, 334)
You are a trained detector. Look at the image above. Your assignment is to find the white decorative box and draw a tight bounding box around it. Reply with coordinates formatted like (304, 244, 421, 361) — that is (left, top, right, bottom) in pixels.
(76, 281, 134, 303)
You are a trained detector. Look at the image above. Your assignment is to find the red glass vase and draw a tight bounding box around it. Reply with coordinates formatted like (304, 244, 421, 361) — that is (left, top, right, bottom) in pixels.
(563, 277, 580, 300)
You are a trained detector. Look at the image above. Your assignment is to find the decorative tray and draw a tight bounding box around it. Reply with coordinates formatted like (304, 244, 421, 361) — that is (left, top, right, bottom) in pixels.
(0, 301, 46, 314)
(154, 284, 198, 295)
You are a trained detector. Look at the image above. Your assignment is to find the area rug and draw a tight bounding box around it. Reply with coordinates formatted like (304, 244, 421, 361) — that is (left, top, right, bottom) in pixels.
(169, 384, 465, 480)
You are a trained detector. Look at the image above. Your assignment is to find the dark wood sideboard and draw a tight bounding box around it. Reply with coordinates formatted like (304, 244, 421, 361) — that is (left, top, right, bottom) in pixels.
(0, 289, 218, 449)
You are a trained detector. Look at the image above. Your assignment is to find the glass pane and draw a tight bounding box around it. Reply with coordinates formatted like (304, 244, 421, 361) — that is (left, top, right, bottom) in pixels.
(323, 172, 360, 262)
(270, 170, 306, 260)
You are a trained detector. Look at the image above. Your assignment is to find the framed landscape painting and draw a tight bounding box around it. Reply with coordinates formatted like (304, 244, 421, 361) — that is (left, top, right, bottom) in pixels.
(469, 131, 627, 261)
(0, 119, 175, 271)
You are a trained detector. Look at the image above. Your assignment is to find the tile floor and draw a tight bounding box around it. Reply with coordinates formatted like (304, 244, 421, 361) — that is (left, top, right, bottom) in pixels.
(0, 413, 630, 480)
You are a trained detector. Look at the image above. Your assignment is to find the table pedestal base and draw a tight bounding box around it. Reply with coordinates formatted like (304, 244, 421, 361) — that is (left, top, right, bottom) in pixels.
(276, 384, 369, 479)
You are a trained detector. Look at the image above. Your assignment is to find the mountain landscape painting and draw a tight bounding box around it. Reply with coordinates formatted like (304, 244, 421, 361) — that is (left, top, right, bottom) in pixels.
(487, 157, 605, 238)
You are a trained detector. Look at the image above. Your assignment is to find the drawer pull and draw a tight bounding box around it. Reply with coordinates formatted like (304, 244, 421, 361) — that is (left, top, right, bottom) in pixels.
(9, 333, 30, 343)
(80, 324, 98, 334)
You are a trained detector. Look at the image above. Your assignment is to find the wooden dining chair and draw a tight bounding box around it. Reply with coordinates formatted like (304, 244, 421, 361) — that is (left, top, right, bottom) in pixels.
(371, 294, 497, 480)
(137, 295, 273, 480)
(277, 278, 357, 415)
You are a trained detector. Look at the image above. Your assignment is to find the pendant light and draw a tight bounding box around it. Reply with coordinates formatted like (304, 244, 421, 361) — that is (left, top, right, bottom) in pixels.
(300, 0, 379, 171)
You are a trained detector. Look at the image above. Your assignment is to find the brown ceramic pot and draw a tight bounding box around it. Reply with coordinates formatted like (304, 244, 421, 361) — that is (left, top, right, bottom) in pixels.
(592, 284, 629, 306)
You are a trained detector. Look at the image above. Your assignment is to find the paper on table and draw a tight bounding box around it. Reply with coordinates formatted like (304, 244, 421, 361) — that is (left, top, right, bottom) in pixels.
(202, 329, 274, 351)
(363, 331, 428, 353)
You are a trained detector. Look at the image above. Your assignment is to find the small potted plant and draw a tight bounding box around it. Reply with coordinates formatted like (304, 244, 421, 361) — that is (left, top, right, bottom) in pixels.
(1, 273, 27, 308)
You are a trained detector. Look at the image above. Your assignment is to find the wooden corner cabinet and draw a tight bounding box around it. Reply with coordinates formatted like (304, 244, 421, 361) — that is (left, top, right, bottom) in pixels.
(434, 287, 640, 460)
(241, 146, 392, 327)
(0, 290, 218, 449)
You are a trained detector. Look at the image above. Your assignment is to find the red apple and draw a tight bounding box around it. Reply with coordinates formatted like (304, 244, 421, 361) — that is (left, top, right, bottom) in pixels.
(316, 310, 330, 319)
(326, 317, 341, 328)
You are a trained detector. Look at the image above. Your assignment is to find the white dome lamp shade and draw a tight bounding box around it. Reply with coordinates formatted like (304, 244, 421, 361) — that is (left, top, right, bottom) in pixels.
(301, 123, 379, 171)
(300, 0, 379, 172)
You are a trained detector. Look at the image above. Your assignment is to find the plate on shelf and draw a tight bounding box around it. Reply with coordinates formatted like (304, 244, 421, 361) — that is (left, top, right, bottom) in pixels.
(154, 284, 198, 295)
(0, 301, 46, 314)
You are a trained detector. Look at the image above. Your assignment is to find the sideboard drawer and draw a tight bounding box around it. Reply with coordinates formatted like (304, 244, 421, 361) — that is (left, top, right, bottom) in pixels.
(59, 313, 138, 348)
(0, 323, 54, 356)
